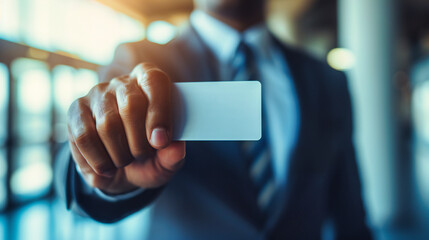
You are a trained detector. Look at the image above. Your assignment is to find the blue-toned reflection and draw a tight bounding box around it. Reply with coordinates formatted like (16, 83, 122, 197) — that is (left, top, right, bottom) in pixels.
(10, 145, 52, 202)
(53, 65, 76, 142)
(413, 80, 429, 206)
(0, 63, 8, 145)
(0, 149, 7, 210)
(74, 68, 98, 97)
(11, 58, 51, 144)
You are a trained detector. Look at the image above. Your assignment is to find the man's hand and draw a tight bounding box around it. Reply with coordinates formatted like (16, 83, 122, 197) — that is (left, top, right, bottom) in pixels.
(67, 63, 186, 195)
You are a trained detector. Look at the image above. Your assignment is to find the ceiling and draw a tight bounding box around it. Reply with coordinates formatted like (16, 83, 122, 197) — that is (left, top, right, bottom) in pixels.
(96, 0, 193, 23)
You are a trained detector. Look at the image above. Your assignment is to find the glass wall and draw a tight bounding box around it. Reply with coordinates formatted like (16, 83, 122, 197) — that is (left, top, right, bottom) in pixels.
(0, 64, 8, 211)
(0, 0, 140, 210)
(3, 58, 99, 203)
(0, 0, 145, 65)
(412, 58, 429, 226)
(52, 66, 98, 142)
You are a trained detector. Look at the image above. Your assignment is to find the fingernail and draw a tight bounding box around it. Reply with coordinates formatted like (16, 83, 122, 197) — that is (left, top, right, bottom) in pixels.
(151, 128, 169, 148)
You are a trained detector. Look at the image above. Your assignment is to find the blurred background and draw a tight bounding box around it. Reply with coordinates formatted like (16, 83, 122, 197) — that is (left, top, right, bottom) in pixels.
(0, 0, 429, 239)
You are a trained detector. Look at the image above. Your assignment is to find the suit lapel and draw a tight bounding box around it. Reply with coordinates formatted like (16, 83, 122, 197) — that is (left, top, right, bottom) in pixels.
(167, 24, 220, 83)
(265, 36, 323, 230)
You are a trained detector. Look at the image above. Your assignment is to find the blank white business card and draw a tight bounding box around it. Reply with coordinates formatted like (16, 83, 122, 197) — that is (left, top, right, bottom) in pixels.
(172, 81, 261, 141)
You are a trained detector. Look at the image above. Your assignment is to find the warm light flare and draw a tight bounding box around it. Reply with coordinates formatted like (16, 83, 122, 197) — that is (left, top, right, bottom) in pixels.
(327, 48, 356, 71)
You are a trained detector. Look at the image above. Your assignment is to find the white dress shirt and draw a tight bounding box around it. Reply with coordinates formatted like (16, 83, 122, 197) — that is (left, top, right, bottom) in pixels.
(191, 10, 300, 188)
(87, 10, 300, 201)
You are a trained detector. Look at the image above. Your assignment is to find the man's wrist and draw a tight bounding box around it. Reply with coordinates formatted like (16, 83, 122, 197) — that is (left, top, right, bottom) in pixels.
(94, 187, 146, 202)
(75, 164, 145, 202)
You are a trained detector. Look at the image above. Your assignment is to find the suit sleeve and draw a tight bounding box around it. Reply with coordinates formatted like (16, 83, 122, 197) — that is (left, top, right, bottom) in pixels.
(329, 72, 373, 240)
(55, 43, 164, 223)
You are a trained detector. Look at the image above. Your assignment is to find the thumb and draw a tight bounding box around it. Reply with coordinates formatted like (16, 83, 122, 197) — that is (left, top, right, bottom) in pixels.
(124, 141, 186, 188)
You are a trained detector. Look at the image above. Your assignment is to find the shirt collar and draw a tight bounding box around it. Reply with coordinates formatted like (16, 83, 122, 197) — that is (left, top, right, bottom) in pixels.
(190, 10, 271, 63)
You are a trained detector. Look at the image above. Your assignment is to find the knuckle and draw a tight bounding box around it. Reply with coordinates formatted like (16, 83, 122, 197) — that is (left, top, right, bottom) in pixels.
(118, 81, 138, 96)
(76, 97, 88, 108)
(131, 63, 149, 78)
(67, 98, 94, 139)
(125, 92, 145, 108)
(116, 81, 142, 102)
(88, 82, 108, 96)
(93, 92, 117, 119)
(118, 91, 147, 115)
(68, 97, 87, 117)
(136, 62, 156, 71)
(97, 82, 109, 91)
(144, 69, 170, 87)
(109, 75, 129, 87)
(101, 91, 116, 103)
(96, 111, 121, 136)
(68, 99, 79, 113)
(74, 130, 95, 149)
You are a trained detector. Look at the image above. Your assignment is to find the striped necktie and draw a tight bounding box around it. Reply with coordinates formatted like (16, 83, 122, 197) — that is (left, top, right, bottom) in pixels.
(231, 40, 276, 212)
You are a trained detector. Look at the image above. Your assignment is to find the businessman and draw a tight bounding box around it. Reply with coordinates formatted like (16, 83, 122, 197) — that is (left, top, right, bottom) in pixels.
(57, 0, 373, 239)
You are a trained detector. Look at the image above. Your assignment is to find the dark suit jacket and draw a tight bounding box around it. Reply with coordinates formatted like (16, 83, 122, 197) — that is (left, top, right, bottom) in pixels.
(57, 24, 372, 240)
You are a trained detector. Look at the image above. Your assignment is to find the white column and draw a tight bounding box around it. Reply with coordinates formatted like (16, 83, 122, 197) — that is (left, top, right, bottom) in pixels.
(338, 0, 399, 227)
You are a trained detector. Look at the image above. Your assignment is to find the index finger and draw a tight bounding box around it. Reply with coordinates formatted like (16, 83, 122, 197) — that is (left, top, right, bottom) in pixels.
(130, 63, 172, 150)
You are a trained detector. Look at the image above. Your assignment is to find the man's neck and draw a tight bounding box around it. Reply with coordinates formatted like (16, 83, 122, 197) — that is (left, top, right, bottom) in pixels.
(204, 11, 264, 32)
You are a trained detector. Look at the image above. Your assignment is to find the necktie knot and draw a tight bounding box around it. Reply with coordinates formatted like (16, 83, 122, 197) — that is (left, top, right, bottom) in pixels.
(231, 40, 258, 81)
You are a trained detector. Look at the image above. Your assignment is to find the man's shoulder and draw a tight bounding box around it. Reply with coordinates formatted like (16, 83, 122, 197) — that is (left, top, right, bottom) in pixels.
(279, 43, 348, 101)
(281, 44, 352, 122)
(116, 28, 196, 67)
(117, 39, 167, 58)
(283, 44, 346, 83)
(118, 25, 195, 58)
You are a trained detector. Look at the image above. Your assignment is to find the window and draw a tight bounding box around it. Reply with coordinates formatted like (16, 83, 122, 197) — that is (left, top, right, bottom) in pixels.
(0, 63, 8, 211)
(10, 145, 52, 202)
(0, 63, 8, 145)
(11, 58, 51, 144)
(413, 78, 429, 207)
(8, 58, 53, 202)
(52, 66, 97, 142)
(0, 150, 6, 210)
(0, 0, 142, 213)
(0, 0, 144, 65)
